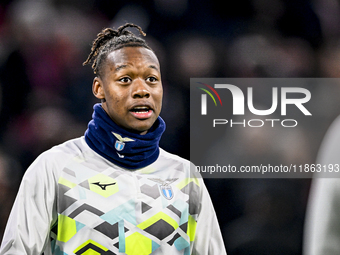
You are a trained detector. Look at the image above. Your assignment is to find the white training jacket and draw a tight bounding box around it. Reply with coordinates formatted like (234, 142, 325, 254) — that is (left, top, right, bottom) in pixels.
(0, 137, 226, 255)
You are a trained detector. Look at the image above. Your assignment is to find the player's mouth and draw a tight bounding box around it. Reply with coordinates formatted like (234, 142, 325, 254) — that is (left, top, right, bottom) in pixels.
(129, 106, 153, 119)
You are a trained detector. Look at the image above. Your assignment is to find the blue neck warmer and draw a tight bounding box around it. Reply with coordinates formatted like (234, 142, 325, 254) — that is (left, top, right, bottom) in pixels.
(85, 103, 166, 169)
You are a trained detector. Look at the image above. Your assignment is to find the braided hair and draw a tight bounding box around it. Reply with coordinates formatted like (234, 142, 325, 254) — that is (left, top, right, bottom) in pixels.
(83, 23, 152, 77)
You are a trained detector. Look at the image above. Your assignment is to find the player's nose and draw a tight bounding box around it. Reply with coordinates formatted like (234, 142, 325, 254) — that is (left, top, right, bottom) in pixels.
(132, 79, 150, 98)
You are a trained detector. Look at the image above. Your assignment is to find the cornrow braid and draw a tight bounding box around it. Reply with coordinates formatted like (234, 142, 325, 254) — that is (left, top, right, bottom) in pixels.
(83, 23, 151, 76)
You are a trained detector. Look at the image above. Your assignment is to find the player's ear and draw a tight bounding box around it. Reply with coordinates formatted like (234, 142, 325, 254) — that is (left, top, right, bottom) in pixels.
(93, 77, 105, 100)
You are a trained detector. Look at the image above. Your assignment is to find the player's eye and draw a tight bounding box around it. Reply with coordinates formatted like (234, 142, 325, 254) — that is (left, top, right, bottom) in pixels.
(119, 77, 131, 83)
(146, 76, 158, 83)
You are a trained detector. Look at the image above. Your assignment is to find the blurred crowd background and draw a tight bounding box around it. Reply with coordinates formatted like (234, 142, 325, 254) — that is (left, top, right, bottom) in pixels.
(1, 0, 340, 254)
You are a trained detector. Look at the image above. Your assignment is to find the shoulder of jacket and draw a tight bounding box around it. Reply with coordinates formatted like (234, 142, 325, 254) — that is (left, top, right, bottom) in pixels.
(158, 148, 203, 179)
(26, 137, 87, 173)
(40, 136, 86, 157)
(159, 148, 191, 164)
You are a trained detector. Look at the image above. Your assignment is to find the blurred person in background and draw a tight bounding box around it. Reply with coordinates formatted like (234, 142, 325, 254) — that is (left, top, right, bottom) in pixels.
(0, 23, 226, 255)
(303, 114, 340, 255)
(0, 149, 21, 242)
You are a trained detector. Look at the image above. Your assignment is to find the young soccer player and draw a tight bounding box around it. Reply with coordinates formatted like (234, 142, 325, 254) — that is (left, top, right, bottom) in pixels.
(0, 23, 226, 255)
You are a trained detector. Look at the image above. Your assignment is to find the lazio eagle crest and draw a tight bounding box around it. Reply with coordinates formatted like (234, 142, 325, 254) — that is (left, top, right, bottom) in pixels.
(112, 132, 135, 151)
(149, 178, 178, 200)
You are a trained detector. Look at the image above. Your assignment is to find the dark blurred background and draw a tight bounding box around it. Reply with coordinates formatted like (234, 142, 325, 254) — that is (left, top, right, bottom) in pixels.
(0, 0, 339, 254)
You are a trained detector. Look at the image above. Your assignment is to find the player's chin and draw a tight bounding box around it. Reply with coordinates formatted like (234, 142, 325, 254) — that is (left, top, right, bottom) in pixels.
(127, 118, 157, 135)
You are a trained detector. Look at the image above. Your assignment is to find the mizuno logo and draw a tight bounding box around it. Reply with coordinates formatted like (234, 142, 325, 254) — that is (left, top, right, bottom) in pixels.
(92, 182, 116, 190)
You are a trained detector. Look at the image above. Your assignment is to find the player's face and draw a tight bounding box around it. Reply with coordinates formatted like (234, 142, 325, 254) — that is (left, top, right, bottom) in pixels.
(93, 47, 163, 135)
